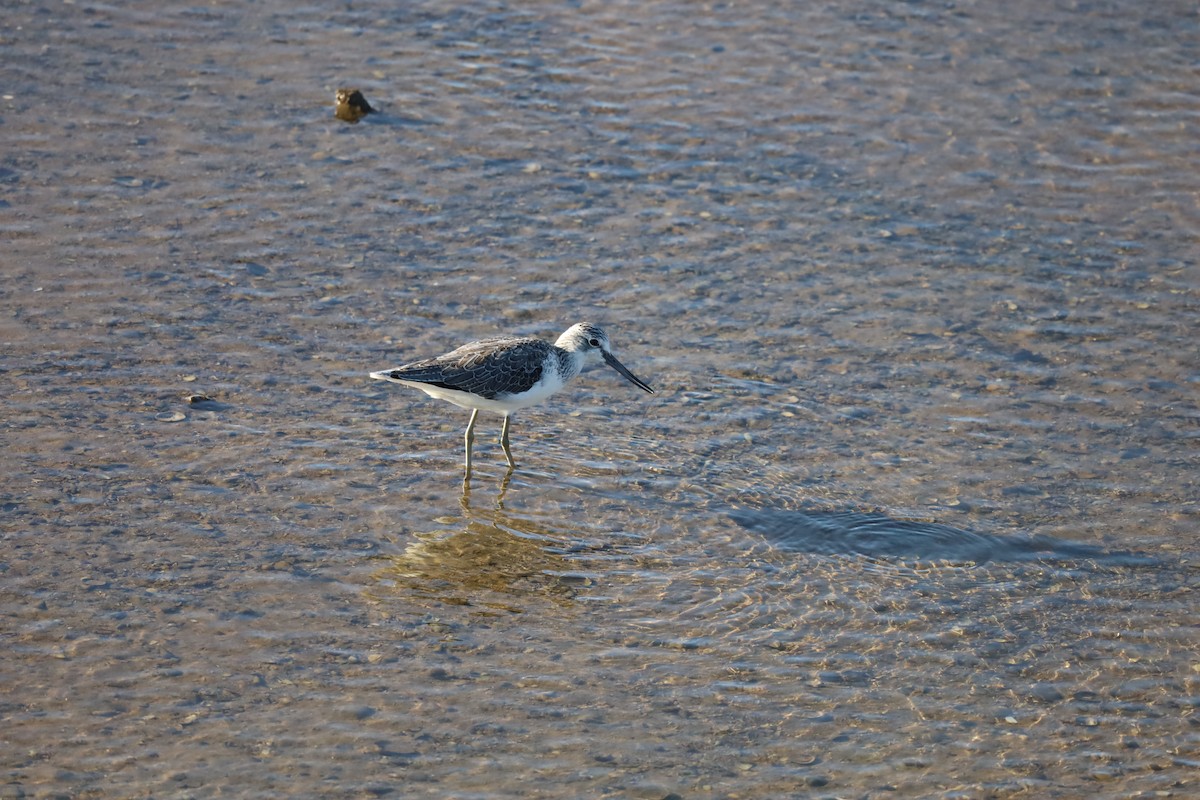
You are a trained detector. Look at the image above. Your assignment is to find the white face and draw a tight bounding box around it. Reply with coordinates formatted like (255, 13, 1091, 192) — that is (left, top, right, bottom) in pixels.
(559, 323, 610, 357)
(581, 332, 611, 363)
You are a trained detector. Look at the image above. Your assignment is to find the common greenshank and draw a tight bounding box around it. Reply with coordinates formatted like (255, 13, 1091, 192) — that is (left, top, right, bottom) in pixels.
(370, 323, 654, 475)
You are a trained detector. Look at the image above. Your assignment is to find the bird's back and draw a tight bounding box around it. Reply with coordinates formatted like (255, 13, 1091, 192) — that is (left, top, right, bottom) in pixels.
(386, 336, 551, 400)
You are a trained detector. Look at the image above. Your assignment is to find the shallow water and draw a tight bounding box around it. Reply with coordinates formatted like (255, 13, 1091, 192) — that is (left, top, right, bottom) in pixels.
(3, 1, 1198, 798)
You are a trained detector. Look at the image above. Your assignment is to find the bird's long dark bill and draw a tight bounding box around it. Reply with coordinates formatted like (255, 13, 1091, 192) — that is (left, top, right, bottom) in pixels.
(602, 350, 654, 394)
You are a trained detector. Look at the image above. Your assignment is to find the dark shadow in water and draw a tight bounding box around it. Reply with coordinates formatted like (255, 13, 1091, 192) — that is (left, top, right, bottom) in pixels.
(730, 508, 1159, 567)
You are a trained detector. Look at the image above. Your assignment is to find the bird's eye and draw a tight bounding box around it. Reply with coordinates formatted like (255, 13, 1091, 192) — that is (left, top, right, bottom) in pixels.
(589, 338, 601, 348)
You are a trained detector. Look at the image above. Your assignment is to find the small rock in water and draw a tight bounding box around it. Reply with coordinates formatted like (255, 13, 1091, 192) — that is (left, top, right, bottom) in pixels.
(1029, 683, 1064, 703)
(335, 88, 375, 123)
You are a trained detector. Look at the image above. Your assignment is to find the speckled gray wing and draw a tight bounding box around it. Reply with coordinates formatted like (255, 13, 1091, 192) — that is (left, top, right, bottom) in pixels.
(383, 336, 547, 400)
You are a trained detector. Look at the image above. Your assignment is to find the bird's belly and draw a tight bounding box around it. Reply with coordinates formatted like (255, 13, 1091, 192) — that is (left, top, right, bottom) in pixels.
(494, 372, 565, 409)
(401, 373, 565, 415)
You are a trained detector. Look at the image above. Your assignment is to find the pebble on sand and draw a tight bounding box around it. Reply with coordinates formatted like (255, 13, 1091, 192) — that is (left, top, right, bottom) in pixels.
(335, 88, 375, 123)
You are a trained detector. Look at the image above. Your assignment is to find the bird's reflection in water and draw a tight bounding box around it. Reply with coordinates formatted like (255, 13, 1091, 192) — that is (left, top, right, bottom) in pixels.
(369, 478, 589, 613)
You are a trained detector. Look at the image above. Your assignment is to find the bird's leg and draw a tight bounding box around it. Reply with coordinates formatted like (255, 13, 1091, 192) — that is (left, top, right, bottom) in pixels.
(464, 408, 479, 477)
(500, 414, 517, 470)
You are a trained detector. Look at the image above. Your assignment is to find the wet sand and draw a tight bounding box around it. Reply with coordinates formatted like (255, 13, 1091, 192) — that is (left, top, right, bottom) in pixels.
(2, 1, 1197, 798)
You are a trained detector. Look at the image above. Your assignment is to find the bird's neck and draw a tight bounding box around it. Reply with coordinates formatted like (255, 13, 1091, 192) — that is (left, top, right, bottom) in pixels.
(556, 348, 586, 382)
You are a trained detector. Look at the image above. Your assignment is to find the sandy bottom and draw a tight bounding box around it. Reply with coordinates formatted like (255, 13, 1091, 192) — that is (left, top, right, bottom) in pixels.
(3, 1, 1197, 798)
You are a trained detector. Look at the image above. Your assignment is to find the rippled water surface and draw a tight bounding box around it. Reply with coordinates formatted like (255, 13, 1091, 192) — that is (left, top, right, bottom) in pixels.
(3, 1, 1198, 798)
